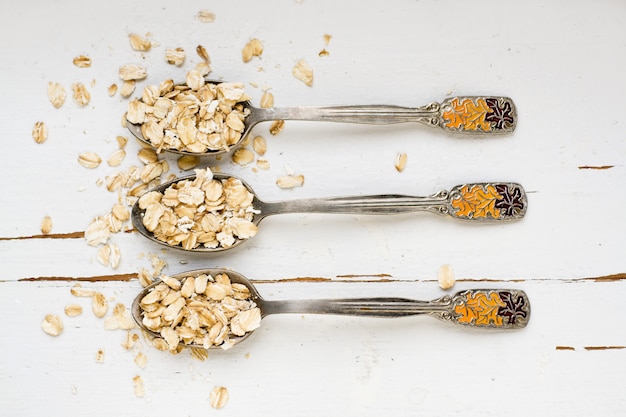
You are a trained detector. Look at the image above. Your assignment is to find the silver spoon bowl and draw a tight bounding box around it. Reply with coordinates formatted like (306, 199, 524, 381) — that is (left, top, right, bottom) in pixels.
(131, 268, 531, 351)
(131, 173, 527, 253)
(126, 79, 517, 156)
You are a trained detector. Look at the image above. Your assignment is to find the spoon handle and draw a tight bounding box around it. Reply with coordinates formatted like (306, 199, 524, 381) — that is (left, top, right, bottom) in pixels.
(261, 182, 527, 222)
(257, 96, 516, 134)
(263, 289, 529, 329)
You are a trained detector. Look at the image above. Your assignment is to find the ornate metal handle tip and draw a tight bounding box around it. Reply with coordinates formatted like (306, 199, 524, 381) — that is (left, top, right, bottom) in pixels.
(447, 182, 527, 221)
(439, 96, 516, 134)
(450, 289, 530, 329)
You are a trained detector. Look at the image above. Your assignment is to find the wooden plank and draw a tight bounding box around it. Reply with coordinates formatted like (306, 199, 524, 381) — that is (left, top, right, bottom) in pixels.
(2, 280, 625, 415)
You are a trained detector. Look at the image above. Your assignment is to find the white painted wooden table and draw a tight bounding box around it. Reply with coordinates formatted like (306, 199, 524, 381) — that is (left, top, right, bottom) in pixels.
(2, 0, 625, 415)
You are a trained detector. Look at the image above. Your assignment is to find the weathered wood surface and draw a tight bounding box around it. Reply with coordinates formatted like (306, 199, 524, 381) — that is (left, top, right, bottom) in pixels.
(1, 1, 625, 415)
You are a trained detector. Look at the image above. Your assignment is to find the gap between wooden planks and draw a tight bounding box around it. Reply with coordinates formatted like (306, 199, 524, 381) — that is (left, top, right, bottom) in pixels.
(12, 272, 626, 283)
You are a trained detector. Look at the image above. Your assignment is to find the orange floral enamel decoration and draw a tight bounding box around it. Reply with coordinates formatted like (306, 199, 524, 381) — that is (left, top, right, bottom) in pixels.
(443, 97, 492, 131)
(448, 182, 527, 221)
(451, 290, 529, 328)
(440, 96, 516, 133)
(454, 291, 505, 326)
(450, 184, 501, 219)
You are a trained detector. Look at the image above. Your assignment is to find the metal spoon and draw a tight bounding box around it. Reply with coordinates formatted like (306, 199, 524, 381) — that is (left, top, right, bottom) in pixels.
(131, 173, 527, 253)
(131, 268, 531, 350)
(126, 80, 517, 156)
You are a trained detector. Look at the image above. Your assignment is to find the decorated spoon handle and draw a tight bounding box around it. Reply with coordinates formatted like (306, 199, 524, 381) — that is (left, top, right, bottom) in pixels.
(264, 289, 530, 329)
(262, 96, 516, 133)
(262, 182, 527, 222)
(445, 182, 527, 221)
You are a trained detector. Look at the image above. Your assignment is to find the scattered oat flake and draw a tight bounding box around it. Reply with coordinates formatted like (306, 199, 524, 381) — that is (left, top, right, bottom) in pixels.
(92, 292, 109, 318)
(150, 254, 167, 275)
(395, 152, 407, 172)
(116, 135, 128, 149)
(40, 215, 53, 234)
(97, 244, 111, 266)
(260, 91, 274, 108)
(140, 161, 166, 183)
(105, 303, 135, 330)
(73, 55, 91, 68)
(437, 264, 455, 290)
(141, 84, 160, 106)
(32, 121, 48, 144)
(252, 136, 267, 155)
(256, 159, 270, 170)
(242, 38, 263, 63)
(138, 268, 154, 288)
(152, 338, 169, 352)
(231, 148, 255, 166)
(107, 149, 126, 167)
(195, 63, 211, 79)
(165, 47, 185, 66)
(252, 136, 267, 156)
(109, 244, 121, 269)
(95, 348, 105, 363)
(196, 45, 210, 63)
(64, 304, 83, 317)
(71, 82, 91, 106)
(319, 35, 332, 57)
(47, 82, 66, 108)
(292, 59, 313, 86)
(120, 80, 136, 98)
(186, 69, 205, 91)
(108, 83, 118, 97)
(108, 211, 124, 233)
(134, 352, 148, 368)
(137, 147, 158, 165)
(269, 120, 285, 135)
(129, 33, 152, 51)
(122, 332, 140, 350)
(177, 155, 199, 171)
(71, 283, 96, 297)
(210, 386, 229, 409)
(190, 347, 209, 361)
(85, 217, 111, 246)
(119, 64, 147, 81)
(133, 376, 145, 397)
(41, 314, 64, 336)
(197, 10, 216, 23)
(112, 203, 130, 222)
(78, 152, 102, 169)
(276, 174, 304, 189)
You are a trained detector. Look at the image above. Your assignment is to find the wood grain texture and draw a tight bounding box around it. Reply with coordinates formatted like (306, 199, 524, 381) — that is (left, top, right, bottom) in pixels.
(1, 0, 625, 416)
(2, 280, 626, 416)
